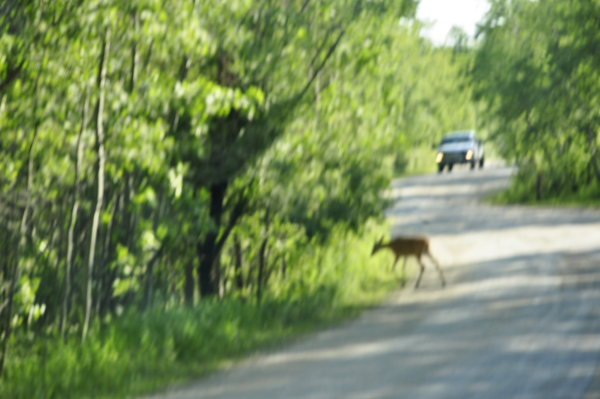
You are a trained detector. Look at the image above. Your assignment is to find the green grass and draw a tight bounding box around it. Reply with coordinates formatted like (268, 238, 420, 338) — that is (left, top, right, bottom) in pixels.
(1, 223, 401, 399)
(393, 147, 438, 177)
(485, 177, 600, 209)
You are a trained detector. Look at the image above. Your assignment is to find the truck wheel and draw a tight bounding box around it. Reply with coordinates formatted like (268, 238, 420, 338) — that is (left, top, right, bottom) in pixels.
(470, 161, 476, 170)
(438, 164, 444, 173)
(479, 156, 485, 169)
(448, 163, 454, 172)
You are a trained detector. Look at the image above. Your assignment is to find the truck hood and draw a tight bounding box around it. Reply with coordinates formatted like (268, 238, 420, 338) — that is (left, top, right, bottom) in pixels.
(437, 142, 473, 153)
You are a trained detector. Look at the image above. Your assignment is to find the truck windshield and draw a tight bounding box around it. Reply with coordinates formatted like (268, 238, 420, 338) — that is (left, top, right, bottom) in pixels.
(441, 137, 471, 145)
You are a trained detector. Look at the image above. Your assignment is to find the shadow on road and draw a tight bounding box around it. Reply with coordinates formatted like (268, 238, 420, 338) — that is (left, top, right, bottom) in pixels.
(157, 249, 600, 399)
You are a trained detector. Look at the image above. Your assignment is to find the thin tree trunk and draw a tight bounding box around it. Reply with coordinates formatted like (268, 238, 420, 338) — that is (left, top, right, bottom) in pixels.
(216, 256, 224, 299)
(264, 254, 279, 289)
(96, 192, 117, 317)
(184, 260, 195, 306)
(281, 256, 287, 279)
(0, 219, 19, 375)
(143, 246, 164, 310)
(101, 192, 121, 316)
(0, 215, 12, 325)
(233, 233, 244, 290)
(591, 154, 600, 187)
(129, 8, 139, 94)
(587, 126, 600, 186)
(143, 195, 165, 310)
(126, 174, 138, 253)
(43, 207, 60, 326)
(62, 87, 88, 341)
(83, 29, 110, 343)
(256, 208, 270, 303)
(536, 172, 542, 202)
(0, 116, 39, 373)
(256, 237, 268, 303)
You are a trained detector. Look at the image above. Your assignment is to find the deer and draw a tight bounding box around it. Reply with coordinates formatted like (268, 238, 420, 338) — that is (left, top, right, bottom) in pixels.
(372, 236, 446, 288)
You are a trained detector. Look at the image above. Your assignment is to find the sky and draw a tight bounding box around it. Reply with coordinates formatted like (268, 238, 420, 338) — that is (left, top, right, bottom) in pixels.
(416, 0, 491, 45)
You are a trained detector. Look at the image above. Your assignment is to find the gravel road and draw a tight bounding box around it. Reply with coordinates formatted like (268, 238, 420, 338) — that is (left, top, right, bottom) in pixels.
(144, 166, 600, 399)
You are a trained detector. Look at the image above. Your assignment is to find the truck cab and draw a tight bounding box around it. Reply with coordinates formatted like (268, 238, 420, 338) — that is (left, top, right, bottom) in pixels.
(435, 130, 484, 173)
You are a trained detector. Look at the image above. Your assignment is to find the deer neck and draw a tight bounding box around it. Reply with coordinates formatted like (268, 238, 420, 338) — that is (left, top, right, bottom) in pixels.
(373, 243, 393, 254)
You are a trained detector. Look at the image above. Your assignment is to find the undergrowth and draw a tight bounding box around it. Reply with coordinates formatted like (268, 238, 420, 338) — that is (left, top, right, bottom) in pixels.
(486, 169, 600, 208)
(1, 222, 399, 399)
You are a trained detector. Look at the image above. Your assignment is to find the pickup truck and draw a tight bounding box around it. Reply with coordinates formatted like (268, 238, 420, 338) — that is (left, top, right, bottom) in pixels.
(435, 130, 484, 173)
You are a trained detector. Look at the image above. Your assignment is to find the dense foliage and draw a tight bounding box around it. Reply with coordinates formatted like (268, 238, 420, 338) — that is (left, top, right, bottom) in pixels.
(0, 1, 477, 397)
(472, 0, 600, 203)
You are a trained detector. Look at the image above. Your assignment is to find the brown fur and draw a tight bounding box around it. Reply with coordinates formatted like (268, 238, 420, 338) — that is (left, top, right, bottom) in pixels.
(372, 236, 446, 288)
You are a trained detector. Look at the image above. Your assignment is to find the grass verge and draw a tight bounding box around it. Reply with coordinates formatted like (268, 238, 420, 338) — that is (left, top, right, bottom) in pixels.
(485, 177, 600, 209)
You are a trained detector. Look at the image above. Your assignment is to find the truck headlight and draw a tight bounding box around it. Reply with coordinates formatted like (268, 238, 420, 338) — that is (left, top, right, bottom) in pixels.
(436, 153, 443, 163)
(466, 150, 473, 160)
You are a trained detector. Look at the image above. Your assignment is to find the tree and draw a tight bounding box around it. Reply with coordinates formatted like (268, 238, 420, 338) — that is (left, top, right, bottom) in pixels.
(472, 0, 600, 200)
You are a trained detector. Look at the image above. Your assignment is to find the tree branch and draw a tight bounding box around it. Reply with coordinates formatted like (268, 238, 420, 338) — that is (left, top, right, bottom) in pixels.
(308, 25, 339, 69)
(0, 298, 8, 316)
(300, 0, 311, 14)
(214, 193, 247, 258)
(297, 28, 345, 102)
(0, 59, 25, 95)
(147, 243, 165, 266)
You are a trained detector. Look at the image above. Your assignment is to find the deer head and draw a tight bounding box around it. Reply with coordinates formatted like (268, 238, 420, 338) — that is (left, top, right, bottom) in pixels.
(371, 236, 385, 256)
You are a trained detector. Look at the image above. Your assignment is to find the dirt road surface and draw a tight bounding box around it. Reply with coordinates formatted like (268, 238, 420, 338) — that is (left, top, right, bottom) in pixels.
(144, 166, 600, 399)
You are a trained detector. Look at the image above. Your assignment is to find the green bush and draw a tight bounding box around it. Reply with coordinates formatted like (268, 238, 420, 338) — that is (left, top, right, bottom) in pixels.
(488, 164, 600, 207)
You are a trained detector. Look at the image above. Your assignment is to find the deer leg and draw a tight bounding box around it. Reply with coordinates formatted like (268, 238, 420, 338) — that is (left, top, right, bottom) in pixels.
(401, 257, 408, 287)
(392, 256, 400, 272)
(426, 252, 446, 287)
(414, 256, 426, 288)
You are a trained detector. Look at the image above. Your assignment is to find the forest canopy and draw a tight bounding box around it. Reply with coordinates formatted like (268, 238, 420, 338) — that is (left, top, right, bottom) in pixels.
(0, 1, 479, 397)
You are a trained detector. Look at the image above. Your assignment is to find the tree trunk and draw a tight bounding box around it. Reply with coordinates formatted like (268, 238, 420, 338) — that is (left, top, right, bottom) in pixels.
(62, 87, 88, 341)
(256, 208, 271, 303)
(233, 233, 244, 290)
(125, 173, 138, 253)
(143, 195, 165, 310)
(184, 260, 195, 306)
(0, 227, 18, 376)
(587, 126, 600, 187)
(129, 8, 139, 94)
(45, 200, 62, 326)
(96, 192, 117, 317)
(143, 245, 164, 310)
(591, 154, 600, 187)
(281, 256, 287, 279)
(536, 172, 542, 202)
(83, 29, 110, 343)
(197, 181, 228, 297)
(256, 237, 268, 303)
(216, 256, 224, 299)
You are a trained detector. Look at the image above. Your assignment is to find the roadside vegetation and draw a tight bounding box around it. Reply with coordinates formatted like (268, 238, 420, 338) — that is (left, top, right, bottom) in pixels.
(3, 224, 401, 399)
(472, 0, 600, 207)
(0, 1, 477, 398)
(487, 175, 600, 208)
